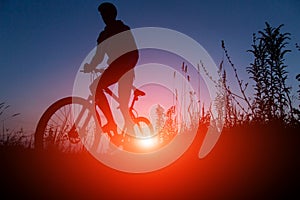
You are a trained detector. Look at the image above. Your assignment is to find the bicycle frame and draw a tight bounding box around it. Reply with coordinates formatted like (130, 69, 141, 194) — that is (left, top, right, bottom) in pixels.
(84, 69, 145, 124)
(34, 69, 153, 153)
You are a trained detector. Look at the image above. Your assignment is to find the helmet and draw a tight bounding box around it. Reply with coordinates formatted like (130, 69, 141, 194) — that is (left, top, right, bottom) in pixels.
(98, 2, 117, 19)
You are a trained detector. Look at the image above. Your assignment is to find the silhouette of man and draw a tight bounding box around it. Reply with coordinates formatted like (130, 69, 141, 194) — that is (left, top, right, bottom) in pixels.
(84, 2, 139, 140)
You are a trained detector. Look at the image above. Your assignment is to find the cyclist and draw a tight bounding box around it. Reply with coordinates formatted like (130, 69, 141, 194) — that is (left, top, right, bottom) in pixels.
(83, 2, 139, 141)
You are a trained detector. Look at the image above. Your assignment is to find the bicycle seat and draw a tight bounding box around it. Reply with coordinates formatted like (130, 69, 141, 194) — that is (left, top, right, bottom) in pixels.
(134, 89, 145, 97)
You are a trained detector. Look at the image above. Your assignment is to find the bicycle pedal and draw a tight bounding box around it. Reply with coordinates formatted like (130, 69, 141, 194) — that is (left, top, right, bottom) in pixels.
(102, 123, 118, 136)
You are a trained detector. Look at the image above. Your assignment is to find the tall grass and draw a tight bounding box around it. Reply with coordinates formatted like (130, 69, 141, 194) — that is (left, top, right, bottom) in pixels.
(0, 102, 32, 149)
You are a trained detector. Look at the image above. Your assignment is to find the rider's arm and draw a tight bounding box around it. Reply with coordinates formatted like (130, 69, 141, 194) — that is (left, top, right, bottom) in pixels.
(89, 44, 105, 69)
(84, 32, 106, 72)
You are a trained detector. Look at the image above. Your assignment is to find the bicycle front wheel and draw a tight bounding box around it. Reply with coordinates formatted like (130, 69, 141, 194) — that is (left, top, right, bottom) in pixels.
(34, 97, 100, 153)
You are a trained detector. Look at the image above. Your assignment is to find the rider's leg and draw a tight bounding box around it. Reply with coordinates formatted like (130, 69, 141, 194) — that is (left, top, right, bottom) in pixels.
(118, 69, 135, 135)
(95, 88, 116, 128)
(95, 72, 118, 135)
(96, 51, 138, 136)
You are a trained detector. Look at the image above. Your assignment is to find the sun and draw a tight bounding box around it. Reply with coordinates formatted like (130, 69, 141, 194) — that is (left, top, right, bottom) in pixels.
(137, 136, 158, 149)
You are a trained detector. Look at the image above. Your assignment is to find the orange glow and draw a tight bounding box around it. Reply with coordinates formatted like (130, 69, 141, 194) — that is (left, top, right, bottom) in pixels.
(5, 125, 297, 199)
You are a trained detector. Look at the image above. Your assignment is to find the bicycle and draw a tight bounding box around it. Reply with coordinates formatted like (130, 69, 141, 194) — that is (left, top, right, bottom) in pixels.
(34, 68, 157, 154)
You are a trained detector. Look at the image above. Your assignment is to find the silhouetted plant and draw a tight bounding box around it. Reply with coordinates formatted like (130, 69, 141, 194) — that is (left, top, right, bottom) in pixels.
(296, 43, 300, 51)
(201, 41, 253, 128)
(155, 104, 165, 134)
(291, 74, 300, 125)
(222, 41, 253, 114)
(187, 91, 200, 130)
(198, 102, 210, 129)
(292, 45, 300, 124)
(296, 44, 300, 102)
(0, 102, 29, 148)
(247, 22, 293, 122)
(297, 74, 300, 102)
(220, 41, 254, 127)
(199, 60, 226, 128)
(160, 106, 177, 141)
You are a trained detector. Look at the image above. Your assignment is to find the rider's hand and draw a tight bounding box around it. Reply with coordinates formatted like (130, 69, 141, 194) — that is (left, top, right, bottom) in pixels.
(83, 63, 95, 73)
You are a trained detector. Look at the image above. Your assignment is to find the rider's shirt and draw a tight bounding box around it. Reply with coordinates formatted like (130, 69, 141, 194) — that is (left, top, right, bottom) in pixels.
(96, 20, 139, 67)
(97, 20, 130, 44)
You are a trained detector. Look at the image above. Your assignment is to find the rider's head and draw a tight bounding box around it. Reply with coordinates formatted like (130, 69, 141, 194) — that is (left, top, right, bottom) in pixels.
(98, 2, 117, 25)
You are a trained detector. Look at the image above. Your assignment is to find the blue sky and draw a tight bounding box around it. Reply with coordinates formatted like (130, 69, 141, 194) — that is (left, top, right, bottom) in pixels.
(1, 0, 300, 132)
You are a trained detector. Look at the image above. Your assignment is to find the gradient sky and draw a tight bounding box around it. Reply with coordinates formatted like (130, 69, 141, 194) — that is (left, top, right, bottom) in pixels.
(1, 0, 300, 132)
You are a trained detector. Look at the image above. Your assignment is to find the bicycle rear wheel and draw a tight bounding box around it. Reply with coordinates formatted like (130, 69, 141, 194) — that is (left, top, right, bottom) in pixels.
(120, 117, 157, 153)
(133, 117, 154, 138)
(34, 97, 100, 153)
